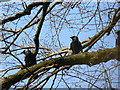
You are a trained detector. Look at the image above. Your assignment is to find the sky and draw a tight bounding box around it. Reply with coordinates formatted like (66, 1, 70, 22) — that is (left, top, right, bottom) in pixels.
(0, 0, 119, 2)
(0, 0, 119, 88)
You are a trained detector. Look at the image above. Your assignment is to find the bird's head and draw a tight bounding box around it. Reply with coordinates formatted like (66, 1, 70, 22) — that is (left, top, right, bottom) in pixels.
(21, 49, 32, 55)
(70, 36, 79, 41)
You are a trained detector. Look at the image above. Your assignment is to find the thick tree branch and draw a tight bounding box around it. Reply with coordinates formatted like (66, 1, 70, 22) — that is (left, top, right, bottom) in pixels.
(1, 47, 119, 89)
(1, 2, 62, 54)
(83, 7, 120, 51)
(34, 2, 50, 56)
(1, 2, 44, 24)
(19, 1, 62, 30)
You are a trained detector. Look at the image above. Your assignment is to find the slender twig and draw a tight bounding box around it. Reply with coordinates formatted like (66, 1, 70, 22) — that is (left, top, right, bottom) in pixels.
(32, 65, 71, 89)
(2, 7, 43, 53)
(2, 2, 44, 24)
(66, 74, 102, 90)
(50, 71, 57, 90)
(84, 7, 120, 52)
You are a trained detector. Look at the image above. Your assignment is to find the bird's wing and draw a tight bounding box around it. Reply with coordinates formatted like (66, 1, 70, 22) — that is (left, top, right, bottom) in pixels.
(70, 42, 72, 50)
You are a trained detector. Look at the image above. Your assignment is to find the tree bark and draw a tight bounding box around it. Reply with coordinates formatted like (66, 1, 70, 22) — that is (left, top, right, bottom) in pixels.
(0, 47, 119, 89)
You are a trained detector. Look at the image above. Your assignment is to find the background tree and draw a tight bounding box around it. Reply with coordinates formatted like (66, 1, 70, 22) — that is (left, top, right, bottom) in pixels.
(0, 0, 120, 89)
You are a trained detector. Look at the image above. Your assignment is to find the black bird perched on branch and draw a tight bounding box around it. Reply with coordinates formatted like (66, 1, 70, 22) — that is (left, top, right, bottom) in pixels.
(22, 49, 37, 67)
(70, 36, 82, 54)
(22, 49, 38, 79)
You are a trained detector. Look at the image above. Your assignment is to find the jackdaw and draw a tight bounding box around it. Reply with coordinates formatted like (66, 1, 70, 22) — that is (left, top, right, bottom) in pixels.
(70, 36, 82, 54)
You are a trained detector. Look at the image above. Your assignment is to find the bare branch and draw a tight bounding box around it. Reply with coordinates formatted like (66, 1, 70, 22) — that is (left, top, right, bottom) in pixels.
(33, 3, 50, 56)
(83, 7, 120, 52)
(1, 2, 44, 24)
(1, 47, 119, 89)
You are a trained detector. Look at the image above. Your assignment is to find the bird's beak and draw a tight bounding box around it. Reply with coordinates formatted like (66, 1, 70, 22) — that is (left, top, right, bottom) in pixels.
(20, 50, 25, 54)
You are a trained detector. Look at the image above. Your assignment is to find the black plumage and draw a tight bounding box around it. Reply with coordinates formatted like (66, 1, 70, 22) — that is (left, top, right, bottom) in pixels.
(23, 49, 36, 67)
(22, 49, 39, 79)
(116, 31, 120, 47)
(70, 36, 82, 54)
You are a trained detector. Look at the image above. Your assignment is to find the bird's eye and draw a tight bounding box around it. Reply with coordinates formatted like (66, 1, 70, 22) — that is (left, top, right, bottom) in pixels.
(74, 37, 76, 40)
